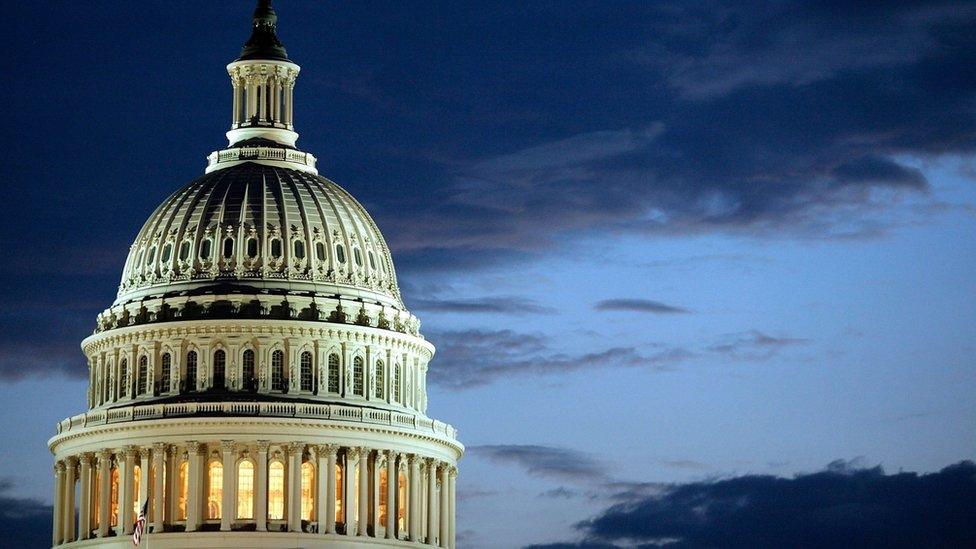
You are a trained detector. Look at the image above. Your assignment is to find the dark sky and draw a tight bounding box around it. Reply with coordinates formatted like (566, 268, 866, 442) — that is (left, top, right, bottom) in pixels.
(2, 1, 975, 547)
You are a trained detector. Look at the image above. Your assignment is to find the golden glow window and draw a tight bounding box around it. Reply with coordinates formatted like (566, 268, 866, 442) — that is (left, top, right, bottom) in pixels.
(208, 460, 223, 519)
(301, 461, 315, 520)
(268, 460, 285, 520)
(335, 463, 343, 523)
(110, 466, 120, 526)
(237, 460, 254, 519)
(132, 464, 141, 518)
(177, 461, 188, 520)
(379, 468, 388, 524)
(397, 470, 407, 531)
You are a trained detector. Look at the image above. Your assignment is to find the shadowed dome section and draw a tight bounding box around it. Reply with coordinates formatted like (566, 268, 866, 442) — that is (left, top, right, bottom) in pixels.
(117, 162, 401, 307)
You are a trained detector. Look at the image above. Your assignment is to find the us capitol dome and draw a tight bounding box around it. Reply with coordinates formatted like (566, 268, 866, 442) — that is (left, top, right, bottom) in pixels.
(48, 2, 461, 547)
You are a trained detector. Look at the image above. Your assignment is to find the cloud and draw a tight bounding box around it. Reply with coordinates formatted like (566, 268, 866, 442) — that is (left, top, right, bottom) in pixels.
(427, 329, 692, 389)
(537, 460, 976, 548)
(0, 479, 53, 548)
(540, 487, 579, 499)
(410, 296, 555, 315)
(470, 445, 607, 482)
(707, 330, 809, 361)
(594, 299, 690, 314)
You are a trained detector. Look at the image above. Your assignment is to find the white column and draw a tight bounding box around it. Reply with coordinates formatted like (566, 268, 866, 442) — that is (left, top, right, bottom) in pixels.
(323, 444, 337, 534)
(53, 461, 64, 545)
(439, 464, 449, 547)
(232, 79, 241, 126)
(221, 441, 236, 531)
(426, 459, 437, 545)
(408, 455, 420, 542)
(152, 443, 166, 533)
(358, 448, 369, 536)
(185, 442, 201, 531)
(255, 441, 269, 531)
(344, 448, 358, 536)
(286, 81, 294, 127)
(273, 78, 281, 123)
(287, 442, 303, 532)
(62, 457, 77, 543)
(78, 454, 92, 540)
(316, 445, 329, 534)
(96, 450, 110, 538)
(259, 77, 268, 122)
(121, 447, 135, 535)
(448, 467, 457, 549)
(385, 451, 396, 538)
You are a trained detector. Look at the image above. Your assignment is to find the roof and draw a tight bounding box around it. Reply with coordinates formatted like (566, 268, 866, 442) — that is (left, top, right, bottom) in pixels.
(236, 0, 290, 62)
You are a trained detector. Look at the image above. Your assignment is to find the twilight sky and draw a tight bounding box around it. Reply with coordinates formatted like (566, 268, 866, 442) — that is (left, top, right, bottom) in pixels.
(2, 1, 976, 547)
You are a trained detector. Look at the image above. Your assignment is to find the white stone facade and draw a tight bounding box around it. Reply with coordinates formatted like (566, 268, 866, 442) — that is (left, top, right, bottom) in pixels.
(49, 2, 461, 547)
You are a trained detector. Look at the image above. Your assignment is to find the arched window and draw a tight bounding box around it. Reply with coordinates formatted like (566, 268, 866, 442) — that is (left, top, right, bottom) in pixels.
(110, 465, 120, 526)
(200, 239, 212, 260)
(178, 240, 191, 262)
(186, 351, 198, 391)
(119, 358, 128, 398)
(294, 240, 306, 259)
(352, 356, 364, 396)
(379, 467, 388, 525)
(315, 242, 326, 261)
(177, 461, 189, 520)
(268, 461, 285, 520)
(242, 349, 256, 392)
(237, 460, 254, 519)
(208, 460, 223, 519)
(132, 464, 141, 518)
(160, 353, 171, 393)
(137, 356, 148, 395)
(246, 237, 258, 258)
(301, 461, 315, 521)
(270, 238, 283, 258)
(335, 462, 343, 523)
(336, 244, 346, 264)
(375, 360, 385, 399)
(222, 237, 234, 259)
(299, 352, 313, 392)
(354, 248, 363, 267)
(271, 350, 285, 391)
(397, 470, 407, 531)
(161, 242, 172, 263)
(393, 363, 401, 403)
(213, 349, 226, 390)
(328, 353, 340, 393)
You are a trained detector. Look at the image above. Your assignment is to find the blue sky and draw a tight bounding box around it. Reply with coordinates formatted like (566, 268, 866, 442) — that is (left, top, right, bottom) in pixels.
(2, 1, 975, 547)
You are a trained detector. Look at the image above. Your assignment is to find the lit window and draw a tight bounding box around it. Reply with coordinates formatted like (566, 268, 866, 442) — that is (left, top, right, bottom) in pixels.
(237, 460, 254, 519)
(186, 351, 198, 391)
(271, 350, 285, 391)
(246, 237, 258, 258)
(242, 349, 256, 392)
(270, 238, 282, 258)
(161, 243, 172, 263)
(336, 244, 346, 264)
(301, 461, 315, 521)
(354, 248, 363, 267)
(397, 470, 407, 531)
(315, 242, 326, 261)
(335, 463, 343, 523)
(177, 461, 188, 520)
(213, 349, 226, 389)
(375, 360, 385, 399)
(110, 466, 120, 526)
(208, 460, 223, 519)
(294, 240, 306, 259)
(160, 353, 171, 393)
(133, 464, 141, 518)
(300, 352, 313, 392)
(200, 239, 212, 260)
(137, 356, 148, 395)
(268, 461, 285, 520)
(352, 357, 364, 396)
(379, 467, 388, 525)
(328, 354, 340, 393)
(222, 237, 234, 259)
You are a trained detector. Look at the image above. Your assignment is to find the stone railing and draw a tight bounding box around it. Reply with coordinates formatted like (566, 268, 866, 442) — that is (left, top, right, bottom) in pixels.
(55, 401, 458, 440)
(206, 146, 317, 171)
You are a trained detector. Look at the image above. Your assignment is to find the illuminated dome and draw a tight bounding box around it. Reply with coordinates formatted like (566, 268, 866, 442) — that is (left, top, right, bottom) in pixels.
(49, 2, 460, 548)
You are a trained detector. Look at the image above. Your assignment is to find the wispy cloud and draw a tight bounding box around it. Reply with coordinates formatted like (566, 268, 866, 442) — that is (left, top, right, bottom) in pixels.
(410, 296, 555, 315)
(594, 299, 690, 314)
(707, 330, 810, 361)
(469, 445, 607, 482)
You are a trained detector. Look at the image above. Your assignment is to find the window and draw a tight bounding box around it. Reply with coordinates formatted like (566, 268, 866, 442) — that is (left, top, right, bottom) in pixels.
(368, 250, 376, 270)
(132, 465, 141, 518)
(352, 356, 364, 396)
(246, 237, 258, 258)
(161, 353, 171, 393)
(179, 241, 191, 261)
(328, 353, 340, 393)
(149, 464, 165, 520)
(301, 461, 315, 521)
(94, 468, 102, 526)
(177, 461, 189, 520)
(335, 463, 343, 523)
(379, 467, 388, 525)
(315, 242, 326, 261)
(354, 248, 363, 267)
(237, 461, 254, 519)
(110, 466, 120, 526)
(268, 461, 285, 520)
(336, 244, 346, 264)
(137, 356, 148, 395)
(300, 351, 313, 392)
(393, 363, 401, 403)
(208, 461, 223, 519)
(270, 238, 282, 258)
(186, 351, 198, 391)
(119, 358, 128, 397)
(294, 240, 306, 259)
(242, 349, 255, 392)
(161, 242, 172, 263)
(200, 239, 212, 260)
(213, 350, 226, 389)
(222, 237, 234, 259)
(375, 360, 385, 399)
(146, 246, 156, 265)
(271, 350, 284, 391)
(135, 250, 143, 268)
(397, 470, 407, 531)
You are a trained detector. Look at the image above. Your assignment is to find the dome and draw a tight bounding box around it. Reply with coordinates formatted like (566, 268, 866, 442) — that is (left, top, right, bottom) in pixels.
(116, 162, 402, 308)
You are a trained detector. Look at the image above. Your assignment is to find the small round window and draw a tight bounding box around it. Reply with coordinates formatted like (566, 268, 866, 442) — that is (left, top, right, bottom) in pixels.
(294, 240, 306, 259)
(315, 242, 326, 261)
(200, 239, 212, 260)
(161, 243, 172, 263)
(246, 238, 258, 258)
(270, 238, 282, 258)
(354, 248, 363, 267)
(336, 244, 346, 264)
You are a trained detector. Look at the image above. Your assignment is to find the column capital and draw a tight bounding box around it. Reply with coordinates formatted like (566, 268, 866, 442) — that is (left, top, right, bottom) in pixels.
(96, 449, 112, 463)
(64, 455, 78, 467)
(139, 446, 153, 458)
(449, 466, 458, 478)
(286, 441, 304, 455)
(256, 440, 271, 452)
(317, 443, 339, 457)
(54, 460, 65, 473)
(152, 441, 168, 454)
(121, 445, 138, 459)
(220, 440, 236, 453)
(187, 441, 203, 454)
(78, 452, 94, 466)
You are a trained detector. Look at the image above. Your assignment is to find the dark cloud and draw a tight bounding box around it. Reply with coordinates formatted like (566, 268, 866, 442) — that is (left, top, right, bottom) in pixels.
(707, 330, 809, 361)
(427, 329, 691, 389)
(410, 296, 555, 315)
(594, 299, 690, 314)
(0, 479, 53, 548)
(540, 460, 976, 549)
(470, 445, 606, 482)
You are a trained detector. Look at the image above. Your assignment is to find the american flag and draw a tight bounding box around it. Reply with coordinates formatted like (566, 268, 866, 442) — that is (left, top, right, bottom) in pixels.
(132, 498, 148, 546)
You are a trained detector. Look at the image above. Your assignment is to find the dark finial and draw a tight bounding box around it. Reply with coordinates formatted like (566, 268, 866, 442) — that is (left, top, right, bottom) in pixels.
(237, 0, 290, 61)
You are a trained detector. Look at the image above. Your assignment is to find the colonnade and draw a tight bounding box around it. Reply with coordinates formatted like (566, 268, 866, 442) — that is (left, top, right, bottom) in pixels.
(230, 68, 297, 129)
(53, 442, 456, 548)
